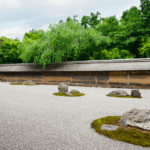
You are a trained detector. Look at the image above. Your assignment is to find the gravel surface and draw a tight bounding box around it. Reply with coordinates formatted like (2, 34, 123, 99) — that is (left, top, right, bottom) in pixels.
(0, 82, 150, 150)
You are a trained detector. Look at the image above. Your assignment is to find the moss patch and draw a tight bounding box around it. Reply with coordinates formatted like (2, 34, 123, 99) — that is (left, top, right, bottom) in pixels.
(53, 92, 85, 97)
(91, 116, 150, 147)
(9, 82, 38, 86)
(106, 94, 142, 98)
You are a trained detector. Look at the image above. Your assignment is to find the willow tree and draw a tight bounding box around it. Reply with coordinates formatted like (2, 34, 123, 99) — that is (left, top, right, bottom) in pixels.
(16, 20, 112, 70)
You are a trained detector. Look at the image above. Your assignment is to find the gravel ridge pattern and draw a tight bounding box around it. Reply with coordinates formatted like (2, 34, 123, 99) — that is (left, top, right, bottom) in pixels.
(0, 82, 150, 150)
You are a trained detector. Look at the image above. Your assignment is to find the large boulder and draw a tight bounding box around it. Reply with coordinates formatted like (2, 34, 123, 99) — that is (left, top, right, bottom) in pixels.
(119, 108, 150, 131)
(58, 82, 68, 93)
(108, 90, 129, 96)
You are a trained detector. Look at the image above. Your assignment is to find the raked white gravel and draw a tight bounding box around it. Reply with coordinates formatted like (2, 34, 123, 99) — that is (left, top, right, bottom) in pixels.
(0, 82, 150, 150)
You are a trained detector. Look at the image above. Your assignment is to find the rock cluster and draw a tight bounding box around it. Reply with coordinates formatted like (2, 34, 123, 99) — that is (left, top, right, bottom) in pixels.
(108, 90, 141, 97)
(58, 82, 82, 95)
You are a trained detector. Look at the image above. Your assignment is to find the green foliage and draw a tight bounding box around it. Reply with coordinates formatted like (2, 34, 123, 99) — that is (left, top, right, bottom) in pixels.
(92, 5, 150, 59)
(139, 0, 150, 29)
(80, 11, 102, 29)
(99, 47, 135, 60)
(138, 36, 150, 57)
(0, 36, 24, 64)
(17, 19, 112, 69)
(22, 29, 46, 42)
(0, 29, 48, 64)
(93, 15, 120, 37)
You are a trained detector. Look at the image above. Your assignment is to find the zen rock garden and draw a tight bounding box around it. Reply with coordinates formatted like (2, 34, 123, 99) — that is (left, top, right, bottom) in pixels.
(8, 80, 150, 147)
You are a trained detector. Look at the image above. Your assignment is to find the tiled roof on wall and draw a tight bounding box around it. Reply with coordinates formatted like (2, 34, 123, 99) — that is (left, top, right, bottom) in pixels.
(0, 58, 150, 72)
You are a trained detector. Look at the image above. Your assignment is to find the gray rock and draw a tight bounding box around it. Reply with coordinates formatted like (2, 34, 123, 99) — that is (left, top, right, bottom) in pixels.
(21, 80, 36, 85)
(66, 92, 72, 96)
(100, 124, 119, 131)
(131, 90, 141, 97)
(119, 108, 150, 131)
(70, 89, 81, 94)
(58, 82, 68, 93)
(119, 117, 127, 127)
(66, 89, 82, 96)
(108, 90, 129, 96)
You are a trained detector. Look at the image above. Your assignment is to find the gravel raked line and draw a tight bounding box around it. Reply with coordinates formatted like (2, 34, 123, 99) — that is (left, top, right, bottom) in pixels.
(0, 82, 150, 150)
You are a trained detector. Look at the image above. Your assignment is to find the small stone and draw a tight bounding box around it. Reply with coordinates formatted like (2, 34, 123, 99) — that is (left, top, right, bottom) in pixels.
(119, 117, 127, 127)
(100, 124, 119, 131)
(66, 92, 72, 96)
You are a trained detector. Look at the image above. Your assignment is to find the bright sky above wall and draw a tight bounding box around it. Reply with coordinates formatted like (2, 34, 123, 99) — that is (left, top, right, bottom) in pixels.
(0, 0, 142, 42)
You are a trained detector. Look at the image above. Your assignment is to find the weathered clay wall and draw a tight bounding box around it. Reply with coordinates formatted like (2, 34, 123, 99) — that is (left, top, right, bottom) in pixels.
(0, 70, 150, 89)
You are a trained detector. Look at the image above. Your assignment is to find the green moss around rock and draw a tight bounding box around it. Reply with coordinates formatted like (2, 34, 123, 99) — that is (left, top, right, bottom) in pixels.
(106, 94, 142, 98)
(53, 92, 85, 97)
(9, 82, 38, 86)
(91, 116, 150, 147)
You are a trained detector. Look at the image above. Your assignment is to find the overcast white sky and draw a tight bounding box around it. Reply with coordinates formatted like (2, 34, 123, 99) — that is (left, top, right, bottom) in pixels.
(0, 0, 142, 43)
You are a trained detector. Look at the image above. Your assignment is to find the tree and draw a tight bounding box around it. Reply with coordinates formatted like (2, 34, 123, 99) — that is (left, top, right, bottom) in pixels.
(138, 36, 150, 58)
(81, 16, 91, 29)
(58, 19, 63, 24)
(77, 15, 132, 60)
(71, 11, 103, 60)
(93, 6, 149, 59)
(57, 14, 98, 61)
(93, 15, 121, 38)
(58, 14, 79, 25)
(16, 20, 113, 70)
(1, 4, 150, 65)
(80, 11, 103, 30)
(139, 0, 150, 29)
(138, 0, 150, 41)
(0, 36, 24, 64)
(117, 5, 150, 58)
(66, 16, 73, 23)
